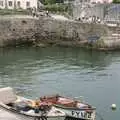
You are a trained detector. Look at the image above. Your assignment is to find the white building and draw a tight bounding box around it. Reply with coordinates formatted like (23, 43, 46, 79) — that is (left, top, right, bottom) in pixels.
(0, 0, 37, 9)
(91, 0, 113, 3)
(74, 0, 90, 5)
(74, 0, 112, 5)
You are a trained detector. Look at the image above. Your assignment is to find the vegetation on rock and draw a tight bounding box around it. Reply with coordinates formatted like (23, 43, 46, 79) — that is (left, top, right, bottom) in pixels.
(44, 4, 71, 12)
(0, 9, 30, 15)
(40, 0, 64, 5)
(113, 0, 120, 3)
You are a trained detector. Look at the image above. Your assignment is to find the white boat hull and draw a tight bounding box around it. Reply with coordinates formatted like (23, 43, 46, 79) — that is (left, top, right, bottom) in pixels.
(0, 106, 65, 120)
(55, 107, 96, 120)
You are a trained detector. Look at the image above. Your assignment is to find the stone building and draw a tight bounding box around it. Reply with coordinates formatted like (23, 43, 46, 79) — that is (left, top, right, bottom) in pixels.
(104, 4, 120, 23)
(73, 3, 120, 24)
(0, 0, 37, 9)
(74, 0, 112, 5)
(91, 0, 113, 3)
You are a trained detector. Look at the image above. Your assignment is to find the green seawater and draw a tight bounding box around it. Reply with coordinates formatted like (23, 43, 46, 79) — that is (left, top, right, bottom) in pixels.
(0, 47, 119, 120)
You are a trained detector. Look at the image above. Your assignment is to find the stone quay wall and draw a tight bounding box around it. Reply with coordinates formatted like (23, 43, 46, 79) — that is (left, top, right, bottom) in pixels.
(0, 16, 119, 50)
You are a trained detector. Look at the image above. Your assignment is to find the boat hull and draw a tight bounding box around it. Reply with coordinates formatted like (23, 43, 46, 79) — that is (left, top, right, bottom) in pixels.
(40, 95, 96, 120)
(55, 106, 96, 120)
(0, 104, 65, 120)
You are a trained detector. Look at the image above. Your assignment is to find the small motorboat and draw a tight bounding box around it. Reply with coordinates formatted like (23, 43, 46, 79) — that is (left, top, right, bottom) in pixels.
(0, 87, 66, 120)
(40, 95, 96, 120)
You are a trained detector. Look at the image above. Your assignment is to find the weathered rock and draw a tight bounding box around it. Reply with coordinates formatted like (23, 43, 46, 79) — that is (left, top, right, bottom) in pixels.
(0, 16, 117, 50)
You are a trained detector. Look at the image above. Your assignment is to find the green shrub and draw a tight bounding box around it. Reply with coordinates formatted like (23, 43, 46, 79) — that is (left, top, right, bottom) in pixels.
(113, 0, 120, 3)
(44, 4, 72, 14)
(0, 9, 29, 15)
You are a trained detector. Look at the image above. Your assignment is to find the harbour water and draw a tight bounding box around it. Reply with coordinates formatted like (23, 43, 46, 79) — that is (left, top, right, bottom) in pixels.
(0, 47, 119, 120)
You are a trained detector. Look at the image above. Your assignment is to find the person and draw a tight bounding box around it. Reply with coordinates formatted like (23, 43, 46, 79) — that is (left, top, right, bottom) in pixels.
(46, 11, 49, 16)
(32, 7, 36, 17)
(97, 17, 101, 23)
(34, 100, 40, 113)
(30, 99, 40, 113)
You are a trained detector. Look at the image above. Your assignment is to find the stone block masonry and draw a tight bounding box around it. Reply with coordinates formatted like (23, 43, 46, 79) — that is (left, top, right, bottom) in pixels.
(0, 16, 37, 47)
(35, 16, 109, 47)
(0, 15, 119, 50)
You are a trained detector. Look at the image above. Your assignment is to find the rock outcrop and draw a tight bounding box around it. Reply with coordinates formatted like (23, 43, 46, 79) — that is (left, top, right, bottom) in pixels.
(1, 16, 119, 50)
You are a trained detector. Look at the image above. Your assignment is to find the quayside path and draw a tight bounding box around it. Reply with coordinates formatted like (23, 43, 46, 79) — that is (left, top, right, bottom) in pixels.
(0, 109, 19, 120)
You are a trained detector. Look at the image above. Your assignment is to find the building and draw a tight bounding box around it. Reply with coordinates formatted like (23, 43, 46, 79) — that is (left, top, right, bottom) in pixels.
(76, 0, 91, 3)
(104, 4, 120, 23)
(74, 0, 91, 5)
(0, 0, 37, 9)
(91, 0, 113, 3)
(73, 0, 114, 21)
(74, 0, 113, 5)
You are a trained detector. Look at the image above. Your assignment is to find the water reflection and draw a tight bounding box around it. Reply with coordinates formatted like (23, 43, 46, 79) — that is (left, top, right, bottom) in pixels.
(0, 47, 112, 69)
(0, 47, 120, 120)
(0, 47, 117, 88)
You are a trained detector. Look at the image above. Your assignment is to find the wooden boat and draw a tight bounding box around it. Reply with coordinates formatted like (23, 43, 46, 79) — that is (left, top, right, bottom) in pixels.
(40, 95, 96, 120)
(0, 87, 66, 120)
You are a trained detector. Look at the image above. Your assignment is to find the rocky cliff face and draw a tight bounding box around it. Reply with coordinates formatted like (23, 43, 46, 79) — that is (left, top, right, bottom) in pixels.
(97, 26, 120, 50)
(0, 16, 109, 49)
(35, 17, 109, 47)
(0, 17, 36, 47)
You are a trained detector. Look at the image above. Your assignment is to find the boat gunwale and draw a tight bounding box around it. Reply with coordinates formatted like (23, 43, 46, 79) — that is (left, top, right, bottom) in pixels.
(54, 104, 96, 111)
(40, 95, 96, 111)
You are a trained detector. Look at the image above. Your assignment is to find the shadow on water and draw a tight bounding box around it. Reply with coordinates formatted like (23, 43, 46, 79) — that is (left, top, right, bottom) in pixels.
(0, 47, 115, 68)
(0, 46, 119, 85)
(0, 47, 117, 92)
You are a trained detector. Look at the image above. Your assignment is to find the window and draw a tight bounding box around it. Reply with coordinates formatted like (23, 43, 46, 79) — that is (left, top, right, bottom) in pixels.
(0, 0, 3, 6)
(17, 1, 20, 8)
(8, 1, 12, 6)
(26, 1, 30, 8)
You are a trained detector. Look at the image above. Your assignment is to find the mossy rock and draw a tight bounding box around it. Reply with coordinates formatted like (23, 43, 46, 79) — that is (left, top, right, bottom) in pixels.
(92, 37, 106, 48)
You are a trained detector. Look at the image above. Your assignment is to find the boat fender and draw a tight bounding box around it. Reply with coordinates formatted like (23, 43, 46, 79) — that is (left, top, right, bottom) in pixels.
(111, 104, 117, 110)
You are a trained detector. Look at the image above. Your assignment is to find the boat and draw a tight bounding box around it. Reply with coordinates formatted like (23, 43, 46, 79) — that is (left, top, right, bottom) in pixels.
(0, 87, 66, 120)
(40, 95, 96, 120)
